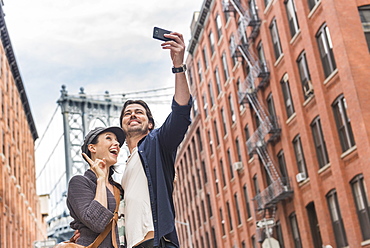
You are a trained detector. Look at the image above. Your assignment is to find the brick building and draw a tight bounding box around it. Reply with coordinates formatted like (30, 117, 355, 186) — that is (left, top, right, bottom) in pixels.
(173, 0, 370, 247)
(0, 4, 46, 248)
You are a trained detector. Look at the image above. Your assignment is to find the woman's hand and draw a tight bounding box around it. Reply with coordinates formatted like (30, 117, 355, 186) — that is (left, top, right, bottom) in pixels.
(82, 153, 109, 207)
(82, 153, 108, 180)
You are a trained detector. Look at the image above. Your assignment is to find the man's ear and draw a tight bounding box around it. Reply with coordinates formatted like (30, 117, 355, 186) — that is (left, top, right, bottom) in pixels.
(148, 123, 153, 130)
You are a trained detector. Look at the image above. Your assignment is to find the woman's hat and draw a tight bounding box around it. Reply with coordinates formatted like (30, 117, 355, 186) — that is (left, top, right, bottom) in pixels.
(81, 126, 125, 157)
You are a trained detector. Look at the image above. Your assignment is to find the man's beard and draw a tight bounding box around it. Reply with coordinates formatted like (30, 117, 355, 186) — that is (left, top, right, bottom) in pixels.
(126, 125, 149, 137)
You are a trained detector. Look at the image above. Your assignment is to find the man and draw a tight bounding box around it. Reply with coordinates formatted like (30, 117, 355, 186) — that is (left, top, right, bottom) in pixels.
(120, 31, 192, 248)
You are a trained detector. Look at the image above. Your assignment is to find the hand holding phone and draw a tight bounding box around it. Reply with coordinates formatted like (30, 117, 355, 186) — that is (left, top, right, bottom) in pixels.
(153, 27, 174, 41)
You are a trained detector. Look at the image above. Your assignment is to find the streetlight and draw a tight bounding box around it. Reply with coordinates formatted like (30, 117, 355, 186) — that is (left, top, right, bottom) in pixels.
(175, 220, 193, 248)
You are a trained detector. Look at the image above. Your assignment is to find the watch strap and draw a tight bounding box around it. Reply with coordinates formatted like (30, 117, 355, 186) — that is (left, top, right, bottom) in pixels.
(172, 64, 187, 73)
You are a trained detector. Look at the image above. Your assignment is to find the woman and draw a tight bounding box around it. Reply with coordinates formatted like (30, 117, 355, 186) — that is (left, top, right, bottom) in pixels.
(66, 126, 125, 247)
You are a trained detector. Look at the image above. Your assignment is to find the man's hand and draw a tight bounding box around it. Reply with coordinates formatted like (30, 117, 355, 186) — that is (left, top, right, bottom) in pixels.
(162, 32, 185, 67)
(70, 229, 80, 242)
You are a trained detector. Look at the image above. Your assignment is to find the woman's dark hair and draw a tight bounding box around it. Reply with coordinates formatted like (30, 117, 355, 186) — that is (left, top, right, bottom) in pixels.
(88, 134, 124, 196)
(119, 100, 155, 131)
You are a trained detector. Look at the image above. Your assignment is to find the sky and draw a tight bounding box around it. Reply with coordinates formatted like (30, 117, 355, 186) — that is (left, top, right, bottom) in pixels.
(2, 0, 203, 199)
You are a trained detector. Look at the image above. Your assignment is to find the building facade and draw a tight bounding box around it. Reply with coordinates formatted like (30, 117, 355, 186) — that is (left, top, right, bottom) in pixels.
(174, 0, 370, 247)
(0, 4, 46, 248)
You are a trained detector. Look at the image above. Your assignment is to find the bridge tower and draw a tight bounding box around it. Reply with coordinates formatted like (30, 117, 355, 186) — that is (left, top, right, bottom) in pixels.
(57, 85, 124, 185)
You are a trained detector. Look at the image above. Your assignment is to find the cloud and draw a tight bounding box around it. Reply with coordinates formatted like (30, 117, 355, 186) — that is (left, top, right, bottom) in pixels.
(3, 0, 201, 134)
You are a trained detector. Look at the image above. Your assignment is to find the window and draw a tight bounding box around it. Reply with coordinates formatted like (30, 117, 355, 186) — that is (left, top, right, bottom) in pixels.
(214, 120, 220, 145)
(220, 208, 226, 235)
(297, 51, 313, 99)
(209, 31, 215, 55)
(206, 193, 213, 217)
(243, 184, 252, 218)
(215, 14, 223, 40)
(214, 168, 219, 194)
(202, 46, 209, 69)
(308, 0, 320, 11)
(227, 149, 234, 179)
(187, 67, 194, 86)
(196, 128, 203, 152)
(202, 94, 208, 117)
(285, 0, 300, 38)
(293, 135, 308, 177)
(235, 138, 242, 162)
(327, 190, 348, 247)
(253, 174, 260, 195)
(221, 52, 230, 81)
(306, 202, 323, 248)
(237, 17, 248, 45)
(267, 93, 277, 126)
(230, 35, 238, 66)
(208, 81, 215, 106)
(201, 160, 208, 183)
(281, 75, 295, 118)
(289, 212, 302, 248)
(226, 201, 233, 231)
(251, 235, 257, 248)
(208, 131, 213, 155)
(316, 24, 337, 78)
(244, 124, 253, 158)
(277, 150, 289, 185)
(332, 95, 355, 152)
(211, 227, 217, 247)
(249, 0, 258, 21)
(351, 174, 370, 240)
(221, 107, 228, 136)
(214, 67, 222, 95)
(201, 200, 206, 223)
(220, 159, 226, 187)
(192, 96, 198, 117)
(269, 18, 283, 60)
(228, 94, 236, 123)
(197, 59, 203, 83)
(359, 5, 370, 52)
(234, 193, 242, 225)
(257, 41, 267, 68)
(275, 220, 285, 247)
(311, 116, 329, 168)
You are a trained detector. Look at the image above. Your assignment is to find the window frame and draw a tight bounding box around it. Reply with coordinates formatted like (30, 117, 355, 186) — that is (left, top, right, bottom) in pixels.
(310, 116, 330, 168)
(269, 18, 283, 60)
(359, 5, 370, 52)
(281, 75, 295, 118)
(351, 174, 370, 240)
(326, 189, 348, 247)
(285, 0, 300, 38)
(332, 95, 355, 152)
(316, 24, 337, 78)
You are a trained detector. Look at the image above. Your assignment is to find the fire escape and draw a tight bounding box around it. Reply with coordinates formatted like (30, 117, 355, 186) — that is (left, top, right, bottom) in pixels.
(223, 0, 293, 239)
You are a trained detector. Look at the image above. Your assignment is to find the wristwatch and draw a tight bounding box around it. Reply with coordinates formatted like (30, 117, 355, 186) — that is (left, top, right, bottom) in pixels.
(172, 64, 187, 73)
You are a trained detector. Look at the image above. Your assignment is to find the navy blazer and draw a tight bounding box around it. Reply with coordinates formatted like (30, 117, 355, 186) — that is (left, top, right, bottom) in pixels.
(137, 97, 192, 247)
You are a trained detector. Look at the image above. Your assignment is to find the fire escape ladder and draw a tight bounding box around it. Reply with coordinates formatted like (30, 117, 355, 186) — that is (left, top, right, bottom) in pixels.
(256, 145, 281, 183)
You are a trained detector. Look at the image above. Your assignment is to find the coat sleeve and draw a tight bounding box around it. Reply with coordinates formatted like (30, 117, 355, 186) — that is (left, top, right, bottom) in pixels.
(157, 97, 192, 151)
(67, 175, 114, 233)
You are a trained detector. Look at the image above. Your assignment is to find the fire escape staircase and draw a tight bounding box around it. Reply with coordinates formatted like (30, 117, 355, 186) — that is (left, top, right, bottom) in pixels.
(224, 0, 293, 219)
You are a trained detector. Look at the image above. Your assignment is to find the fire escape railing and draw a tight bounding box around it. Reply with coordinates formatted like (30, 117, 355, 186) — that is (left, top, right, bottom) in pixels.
(224, 0, 292, 214)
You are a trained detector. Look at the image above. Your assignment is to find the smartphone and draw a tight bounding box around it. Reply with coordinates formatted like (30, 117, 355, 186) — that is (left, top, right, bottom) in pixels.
(153, 27, 173, 41)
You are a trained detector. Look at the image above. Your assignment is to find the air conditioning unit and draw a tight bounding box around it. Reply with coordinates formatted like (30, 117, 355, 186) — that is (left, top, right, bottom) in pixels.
(296, 172, 307, 183)
(233, 161, 243, 171)
(303, 80, 314, 97)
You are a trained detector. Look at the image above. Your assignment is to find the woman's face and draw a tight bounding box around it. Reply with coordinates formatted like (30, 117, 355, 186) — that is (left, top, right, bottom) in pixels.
(90, 131, 120, 165)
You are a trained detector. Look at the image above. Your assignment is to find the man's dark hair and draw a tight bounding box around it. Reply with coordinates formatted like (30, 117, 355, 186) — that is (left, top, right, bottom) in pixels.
(120, 100, 155, 131)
